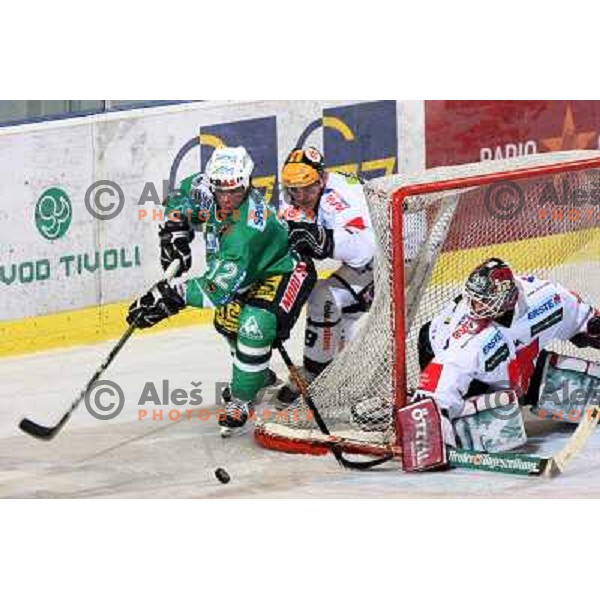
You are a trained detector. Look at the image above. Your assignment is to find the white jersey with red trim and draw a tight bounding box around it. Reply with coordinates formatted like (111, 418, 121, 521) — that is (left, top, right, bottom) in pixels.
(282, 171, 376, 268)
(418, 274, 596, 419)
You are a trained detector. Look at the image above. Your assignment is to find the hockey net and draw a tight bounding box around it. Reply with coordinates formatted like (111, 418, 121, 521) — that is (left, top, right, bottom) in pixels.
(254, 151, 600, 457)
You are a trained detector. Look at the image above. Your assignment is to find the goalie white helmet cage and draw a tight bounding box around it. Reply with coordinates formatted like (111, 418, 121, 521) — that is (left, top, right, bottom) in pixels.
(464, 257, 519, 320)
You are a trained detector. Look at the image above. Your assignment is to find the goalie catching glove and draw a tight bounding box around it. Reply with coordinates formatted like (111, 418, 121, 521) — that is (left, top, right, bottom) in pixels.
(287, 221, 334, 260)
(159, 218, 195, 277)
(571, 313, 600, 350)
(127, 280, 185, 329)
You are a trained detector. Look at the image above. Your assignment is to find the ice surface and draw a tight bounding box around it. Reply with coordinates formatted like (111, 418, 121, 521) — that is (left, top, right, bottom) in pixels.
(1, 320, 600, 498)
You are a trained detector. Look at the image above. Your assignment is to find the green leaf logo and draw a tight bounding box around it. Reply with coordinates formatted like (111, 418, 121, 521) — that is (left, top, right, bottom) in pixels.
(35, 187, 72, 240)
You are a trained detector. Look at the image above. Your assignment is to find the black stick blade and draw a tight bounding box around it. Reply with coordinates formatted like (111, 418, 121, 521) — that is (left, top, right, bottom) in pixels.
(19, 418, 58, 440)
(333, 447, 393, 470)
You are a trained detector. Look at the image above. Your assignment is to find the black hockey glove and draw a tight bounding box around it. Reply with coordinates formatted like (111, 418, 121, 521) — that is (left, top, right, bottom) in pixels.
(571, 314, 600, 350)
(127, 280, 185, 329)
(159, 218, 195, 276)
(287, 221, 334, 260)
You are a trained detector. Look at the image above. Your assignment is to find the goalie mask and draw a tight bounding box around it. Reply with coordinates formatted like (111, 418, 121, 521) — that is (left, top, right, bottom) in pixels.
(206, 146, 254, 192)
(464, 258, 519, 320)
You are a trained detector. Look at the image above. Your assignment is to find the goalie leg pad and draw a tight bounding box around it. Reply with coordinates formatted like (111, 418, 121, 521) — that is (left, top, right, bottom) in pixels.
(454, 390, 527, 453)
(530, 352, 600, 423)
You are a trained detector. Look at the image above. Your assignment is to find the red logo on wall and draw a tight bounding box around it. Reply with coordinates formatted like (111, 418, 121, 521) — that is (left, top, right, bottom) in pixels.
(425, 101, 600, 168)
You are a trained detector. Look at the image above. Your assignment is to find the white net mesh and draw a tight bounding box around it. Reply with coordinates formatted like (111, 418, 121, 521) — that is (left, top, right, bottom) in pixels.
(255, 151, 600, 455)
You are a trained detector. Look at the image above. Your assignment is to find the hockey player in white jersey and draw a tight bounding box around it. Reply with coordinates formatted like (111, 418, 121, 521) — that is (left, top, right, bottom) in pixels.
(276, 147, 376, 404)
(415, 257, 600, 451)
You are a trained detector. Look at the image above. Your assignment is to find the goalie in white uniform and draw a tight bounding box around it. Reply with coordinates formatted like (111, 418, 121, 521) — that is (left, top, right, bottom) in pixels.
(277, 147, 376, 404)
(414, 257, 600, 452)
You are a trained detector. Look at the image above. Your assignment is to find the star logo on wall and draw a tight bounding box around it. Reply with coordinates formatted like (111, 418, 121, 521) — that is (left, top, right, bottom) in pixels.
(540, 103, 597, 151)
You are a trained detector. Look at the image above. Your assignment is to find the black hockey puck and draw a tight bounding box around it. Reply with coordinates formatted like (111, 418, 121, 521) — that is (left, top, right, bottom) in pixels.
(215, 467, 231, 484)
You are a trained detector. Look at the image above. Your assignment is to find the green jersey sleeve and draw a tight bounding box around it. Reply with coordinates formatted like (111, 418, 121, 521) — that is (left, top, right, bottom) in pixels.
(184, 232, 251, 308)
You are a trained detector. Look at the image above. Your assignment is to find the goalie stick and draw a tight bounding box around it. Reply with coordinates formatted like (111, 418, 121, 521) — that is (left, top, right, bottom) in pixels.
(18, 260, 181, 441)
(274, 342, 393, 470)
(449, 397, 600, 477)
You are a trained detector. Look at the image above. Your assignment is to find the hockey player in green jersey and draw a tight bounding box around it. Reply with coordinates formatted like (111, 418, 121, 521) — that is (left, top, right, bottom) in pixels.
(127, 146, 316, 436)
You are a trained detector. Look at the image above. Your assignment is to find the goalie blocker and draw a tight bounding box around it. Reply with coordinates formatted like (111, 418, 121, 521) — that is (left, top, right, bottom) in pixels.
(395, 398, 446, 471)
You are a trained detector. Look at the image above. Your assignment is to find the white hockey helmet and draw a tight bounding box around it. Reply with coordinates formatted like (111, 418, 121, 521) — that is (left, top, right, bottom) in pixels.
(205, 146, 254, 191)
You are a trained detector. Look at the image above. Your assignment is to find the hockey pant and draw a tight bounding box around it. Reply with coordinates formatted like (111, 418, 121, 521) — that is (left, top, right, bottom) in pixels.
(304, 261, 374, 376)
(213, 260, 316, 403)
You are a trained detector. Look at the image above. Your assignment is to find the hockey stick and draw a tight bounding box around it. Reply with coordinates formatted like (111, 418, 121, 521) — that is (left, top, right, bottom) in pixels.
(546, 401, 600, 476)
(18, 260, 181, 441)
(274, 342, 393, 470)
